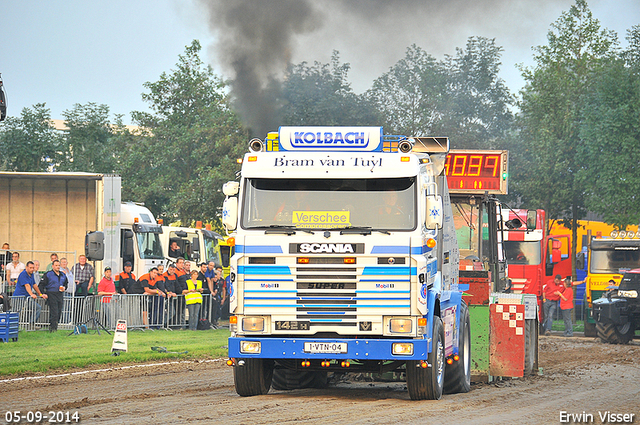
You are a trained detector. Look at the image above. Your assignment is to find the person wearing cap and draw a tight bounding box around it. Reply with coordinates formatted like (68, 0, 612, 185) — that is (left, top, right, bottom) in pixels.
(98, 266, 117, 327)
(115, 261, 137, 294)
(542, 274, 563, 335)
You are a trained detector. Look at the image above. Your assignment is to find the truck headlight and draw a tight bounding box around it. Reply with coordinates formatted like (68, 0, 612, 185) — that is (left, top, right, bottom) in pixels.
(240, 341, 261, 354)
(392, 343, 414, 355)
(619, 290, 638, 298)
(242, 317, 265, 332)
(389, 318, 412, 333)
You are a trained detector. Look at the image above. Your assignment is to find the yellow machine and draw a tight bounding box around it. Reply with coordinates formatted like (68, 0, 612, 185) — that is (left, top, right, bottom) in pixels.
(217, 236, 235, 278)
(576, 231, 640, 336)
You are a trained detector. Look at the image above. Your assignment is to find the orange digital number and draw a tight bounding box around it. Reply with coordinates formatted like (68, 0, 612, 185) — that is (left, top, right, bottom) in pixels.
(451, 155, 467, 176)
(468, 155, 483, 176)
(485, 155, 499, 177)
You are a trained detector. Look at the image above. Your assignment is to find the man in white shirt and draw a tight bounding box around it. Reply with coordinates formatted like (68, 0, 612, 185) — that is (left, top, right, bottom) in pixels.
(5, 252, 25, 295)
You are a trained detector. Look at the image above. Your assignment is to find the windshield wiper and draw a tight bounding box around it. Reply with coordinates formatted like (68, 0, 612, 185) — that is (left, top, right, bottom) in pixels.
(328, 226, 373, 235)
(252, 225, 313, 235)
(328, 226, 392, 235)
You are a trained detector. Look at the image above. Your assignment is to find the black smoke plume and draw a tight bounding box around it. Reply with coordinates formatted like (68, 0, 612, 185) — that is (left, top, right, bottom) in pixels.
(199, 0, 568, 137)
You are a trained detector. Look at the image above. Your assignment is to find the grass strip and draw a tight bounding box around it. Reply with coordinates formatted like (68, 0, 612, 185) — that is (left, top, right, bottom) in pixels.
(0, 328, 230, 377)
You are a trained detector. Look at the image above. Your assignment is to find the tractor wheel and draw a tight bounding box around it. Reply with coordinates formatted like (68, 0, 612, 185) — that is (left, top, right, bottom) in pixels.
(596, 321, 634, 344)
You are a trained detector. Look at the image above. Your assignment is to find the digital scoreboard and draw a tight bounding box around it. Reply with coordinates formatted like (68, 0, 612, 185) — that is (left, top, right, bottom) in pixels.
(445, 150, 508, 194)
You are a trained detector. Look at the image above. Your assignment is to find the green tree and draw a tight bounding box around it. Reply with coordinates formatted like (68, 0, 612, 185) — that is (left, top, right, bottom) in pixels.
(368, 45, 445, 135)
(280, 51, 380, 126)
(439, 36, 514, 149)
(578, 25, 640, 228)
(514, 0, 619, 274)
(59, 102, 118, 173)
(122, 40, 247, 225)
(367, 38, 513, 143)
(0, 103, 61, 171)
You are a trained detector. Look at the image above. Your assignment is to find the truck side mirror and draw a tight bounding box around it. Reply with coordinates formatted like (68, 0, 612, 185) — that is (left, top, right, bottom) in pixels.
(223, 197, 238, 231)
(549, 239, 561, 263)
(576, 252, 585, 270)
(223, 181, 240, 196)
(526, 210, 537, 230)
(192, 237, 201, 261)
(85, 231, 104, 261)
(123, 235, 134, 258)
(425, 195, 443, 229)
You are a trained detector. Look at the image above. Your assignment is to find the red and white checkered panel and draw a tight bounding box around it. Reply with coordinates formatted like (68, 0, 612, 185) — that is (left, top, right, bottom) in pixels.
(490, 303, 525, 377)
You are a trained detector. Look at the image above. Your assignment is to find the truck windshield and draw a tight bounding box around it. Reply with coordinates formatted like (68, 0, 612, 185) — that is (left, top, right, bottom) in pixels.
(452, 200, 484, 260)
(590, 248, 640, 274)
(136, 232, 164, 259)
(241, 177, 416, 231)
(504, 241, 541, 265)
(203, 235, 223, 265)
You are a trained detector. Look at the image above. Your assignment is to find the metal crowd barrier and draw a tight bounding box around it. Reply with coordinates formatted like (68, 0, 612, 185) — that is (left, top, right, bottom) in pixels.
(8, 293, 220, 331)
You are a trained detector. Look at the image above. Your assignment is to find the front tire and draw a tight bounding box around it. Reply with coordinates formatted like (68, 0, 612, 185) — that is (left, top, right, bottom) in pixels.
(444, 301, 471, 393)
(233, 358, 273, 396)
(596, 321, 634, 344)
(406, 316, 445, 400)
(272, 369, 328, 390)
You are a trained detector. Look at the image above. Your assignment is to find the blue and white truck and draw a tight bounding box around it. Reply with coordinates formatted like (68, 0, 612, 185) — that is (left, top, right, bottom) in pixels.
(222, 126, 470, 400)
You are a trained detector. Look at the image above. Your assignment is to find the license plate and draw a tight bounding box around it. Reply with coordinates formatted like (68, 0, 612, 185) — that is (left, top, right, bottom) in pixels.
(275, 321, 310, 331)
(304, 342, 348, 354)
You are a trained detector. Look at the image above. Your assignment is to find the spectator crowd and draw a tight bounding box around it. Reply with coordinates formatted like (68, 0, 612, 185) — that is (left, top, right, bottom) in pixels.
(1, 243, 228, 332)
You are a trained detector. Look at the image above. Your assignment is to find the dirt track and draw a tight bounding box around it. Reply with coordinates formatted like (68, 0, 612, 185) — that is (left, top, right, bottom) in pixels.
(1, 336, 639, 424)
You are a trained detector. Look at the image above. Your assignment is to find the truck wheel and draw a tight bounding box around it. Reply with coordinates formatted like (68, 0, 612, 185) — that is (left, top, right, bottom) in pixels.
(406, 316, 445, 400)
(272, 369, 321, 390)
(596, 321, 634, 344)
(444, 301, 471, 393)
(233, 358, 273, 396)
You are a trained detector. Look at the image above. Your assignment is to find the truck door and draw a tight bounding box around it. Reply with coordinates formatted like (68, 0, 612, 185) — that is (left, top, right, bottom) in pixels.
(545, 235, 571, 277)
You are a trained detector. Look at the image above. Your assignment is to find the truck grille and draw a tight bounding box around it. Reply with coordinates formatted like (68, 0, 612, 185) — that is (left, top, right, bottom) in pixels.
(240, 257, 412, 329)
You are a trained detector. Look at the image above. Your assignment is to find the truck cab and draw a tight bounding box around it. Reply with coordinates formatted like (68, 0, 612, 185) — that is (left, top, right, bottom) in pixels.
(161, 226, 224, 266)
(502, 209, 571, 317)
(580, 235, 640, 336)
(86, 201, 165, 281)
(222, 127, 469, 400)
(119, 202, 165, 278)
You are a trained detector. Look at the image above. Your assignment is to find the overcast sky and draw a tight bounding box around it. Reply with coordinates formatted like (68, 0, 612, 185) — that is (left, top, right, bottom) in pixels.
(2, 0, 638, 125)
